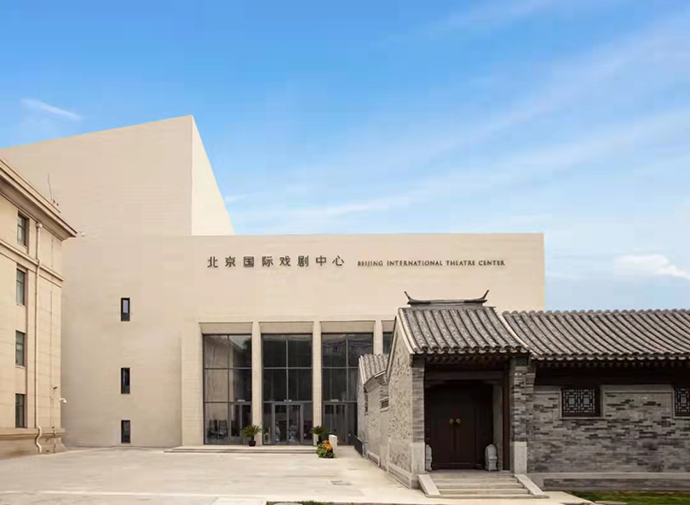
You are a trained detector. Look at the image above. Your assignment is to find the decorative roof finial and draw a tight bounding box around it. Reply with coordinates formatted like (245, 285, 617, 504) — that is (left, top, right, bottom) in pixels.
(404, 290, 489, 306)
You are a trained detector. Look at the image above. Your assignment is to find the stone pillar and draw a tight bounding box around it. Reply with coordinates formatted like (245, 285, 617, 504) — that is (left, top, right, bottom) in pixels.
(251, 321, 263, 445)
(312, 320, 322, 445)
(373, 319, 383, 355)
(509, 357, 535, 474)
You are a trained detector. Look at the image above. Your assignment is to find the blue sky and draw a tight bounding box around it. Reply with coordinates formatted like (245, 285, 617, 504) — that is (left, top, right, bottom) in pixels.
(1, 0, 689, 310)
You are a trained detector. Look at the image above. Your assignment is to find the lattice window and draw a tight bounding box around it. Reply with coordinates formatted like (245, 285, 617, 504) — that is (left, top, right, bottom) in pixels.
(675, 387, 690, 417)
(562, 387, 601, 417)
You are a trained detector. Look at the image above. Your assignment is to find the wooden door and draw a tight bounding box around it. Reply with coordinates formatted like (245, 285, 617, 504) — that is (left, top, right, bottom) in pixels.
(428, 383, 493, 469)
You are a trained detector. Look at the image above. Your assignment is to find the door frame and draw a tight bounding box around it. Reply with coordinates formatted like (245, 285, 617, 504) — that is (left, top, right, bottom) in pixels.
(426, 381, 494, 470)
(265, 401, 308, 445)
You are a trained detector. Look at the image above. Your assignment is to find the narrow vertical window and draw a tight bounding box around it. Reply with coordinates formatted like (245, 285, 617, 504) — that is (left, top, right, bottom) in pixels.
(121, 420, 131, 443)
(15, 331, 26, 366)
(15, 394, 26, 428)
(121, 367, 130, 394)
(120, 298, 130, 321)
(17, 214, 28, 247)
(675, 387, 690, 417)
(16, 269, 26, 305)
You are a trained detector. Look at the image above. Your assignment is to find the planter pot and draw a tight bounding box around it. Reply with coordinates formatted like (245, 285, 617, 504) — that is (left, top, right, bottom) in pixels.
(248, 440, 256, 447)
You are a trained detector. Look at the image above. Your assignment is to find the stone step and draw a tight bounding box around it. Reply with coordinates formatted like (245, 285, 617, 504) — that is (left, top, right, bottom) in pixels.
(439, 488, 530, 495)
(434, 476, 520, 483)
(437, 493, 535, 500)
(436, 482, 525, 490)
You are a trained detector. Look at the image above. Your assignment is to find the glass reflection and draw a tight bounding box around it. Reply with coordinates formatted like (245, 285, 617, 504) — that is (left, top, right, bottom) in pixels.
(203, 334, 252, 445)
(322, 333, 372, 445)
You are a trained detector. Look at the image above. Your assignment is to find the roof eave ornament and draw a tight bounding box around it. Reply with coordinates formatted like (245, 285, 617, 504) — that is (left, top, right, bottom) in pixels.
(404, 290, 489, 306)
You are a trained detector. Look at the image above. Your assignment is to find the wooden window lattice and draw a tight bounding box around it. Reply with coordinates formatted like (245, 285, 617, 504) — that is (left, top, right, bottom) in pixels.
(675, 387, 690, 417)
(562, 387, 600, 417)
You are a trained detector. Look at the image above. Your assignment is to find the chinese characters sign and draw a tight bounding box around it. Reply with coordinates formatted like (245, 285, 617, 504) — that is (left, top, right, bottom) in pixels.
(207, 255, 505, 269)
(207, 255, 345, 269)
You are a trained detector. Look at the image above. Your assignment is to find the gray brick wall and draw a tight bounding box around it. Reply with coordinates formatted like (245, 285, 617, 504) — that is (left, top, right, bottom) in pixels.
(366, 381, 382, 457)
(388, 330, 414, 471)
(530, 384, 690, 472)
(510, 357, 535, 442)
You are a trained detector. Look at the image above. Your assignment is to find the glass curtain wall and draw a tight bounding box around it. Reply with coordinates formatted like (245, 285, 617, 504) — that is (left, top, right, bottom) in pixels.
(262, 334, 313, 444)
(322, 333, 373, 444)
(203, 335, 252, 444)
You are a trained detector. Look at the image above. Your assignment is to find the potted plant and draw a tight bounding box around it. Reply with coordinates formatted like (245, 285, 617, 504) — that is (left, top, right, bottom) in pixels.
(312, 425, 330, 443)
(241, 424, 263, 446)
(316, 440, 335, 458)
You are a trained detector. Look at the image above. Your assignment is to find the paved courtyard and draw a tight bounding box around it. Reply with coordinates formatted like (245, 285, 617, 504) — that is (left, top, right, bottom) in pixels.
(0, 447, 569, 505)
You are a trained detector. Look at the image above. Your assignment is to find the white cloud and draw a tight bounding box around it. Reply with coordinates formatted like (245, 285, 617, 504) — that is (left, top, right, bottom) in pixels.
(614, 254, 690, 282)
(20, 98, 82, 121)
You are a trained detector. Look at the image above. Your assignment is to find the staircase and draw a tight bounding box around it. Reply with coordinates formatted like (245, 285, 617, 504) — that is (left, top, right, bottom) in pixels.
(419, 471, 543, 499)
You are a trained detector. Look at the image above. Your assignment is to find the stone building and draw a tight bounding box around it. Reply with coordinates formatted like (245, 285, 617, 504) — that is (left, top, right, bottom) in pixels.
(357, 295, 690, 493)
(0, 159, 77, 457)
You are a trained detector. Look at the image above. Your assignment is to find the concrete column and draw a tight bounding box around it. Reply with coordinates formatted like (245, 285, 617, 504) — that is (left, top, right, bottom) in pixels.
(181, 326, 204, 445)
(251, 321, 263, 445)
(311, 321, 323, 444)
(312, 320, 322, 445)
(373, 319, 383, 355)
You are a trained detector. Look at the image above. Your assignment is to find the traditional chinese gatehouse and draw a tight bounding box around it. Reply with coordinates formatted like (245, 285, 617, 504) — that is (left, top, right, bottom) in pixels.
(357, 295, 690, 495)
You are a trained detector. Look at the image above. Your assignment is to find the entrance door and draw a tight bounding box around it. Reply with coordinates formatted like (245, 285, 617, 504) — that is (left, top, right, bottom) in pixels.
(323, 402, 356, 444)
(268, 403, 304, 444)
(428, 383, 493, 469)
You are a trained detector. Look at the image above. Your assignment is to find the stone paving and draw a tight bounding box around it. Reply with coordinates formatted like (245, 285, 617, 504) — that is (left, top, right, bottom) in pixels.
(0, 447, 571, 504)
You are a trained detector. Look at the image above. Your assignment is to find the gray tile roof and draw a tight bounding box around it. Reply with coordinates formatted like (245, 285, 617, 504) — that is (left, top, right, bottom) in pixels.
(398, 305, 528, 355)
(503, 310, 690, 362)
(359, 354, 389, 384)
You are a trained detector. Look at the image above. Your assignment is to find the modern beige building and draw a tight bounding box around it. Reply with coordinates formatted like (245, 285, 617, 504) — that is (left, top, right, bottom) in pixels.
(0, 159, 77, 457)
(0, 117, 544, 449)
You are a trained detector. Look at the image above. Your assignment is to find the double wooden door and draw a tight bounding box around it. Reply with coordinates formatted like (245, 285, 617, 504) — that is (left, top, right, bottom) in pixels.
(428, 383, 493, 469)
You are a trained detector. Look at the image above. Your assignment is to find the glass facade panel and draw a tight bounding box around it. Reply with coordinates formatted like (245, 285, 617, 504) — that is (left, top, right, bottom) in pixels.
(322, 334, 346, 367)
(383, 331, 393, 355)
(288, 369, 312, 401)
(205, 369, 229, 402)
(263, 368, 287, 401)
(288, 335, 312, 367)
(205, 403, 229, 444)
(262, 336, 287, 367)
(229, 335, 252, 367)
(262, 334, 312, 445)
(323, 368, 347, 401)
(322, 333, 372, 444)
(203, 334, 252, 445)
(229, 369, 252, 402)
(347, 333, 373, 366)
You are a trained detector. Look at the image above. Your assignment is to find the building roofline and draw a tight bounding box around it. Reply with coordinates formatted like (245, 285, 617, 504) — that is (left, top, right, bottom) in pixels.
(0, 158, 78, 238)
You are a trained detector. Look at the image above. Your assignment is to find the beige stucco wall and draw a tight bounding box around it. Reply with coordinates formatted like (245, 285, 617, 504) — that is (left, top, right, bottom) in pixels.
(0, 116, 232, 238)
(57, 232, 543, 447)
